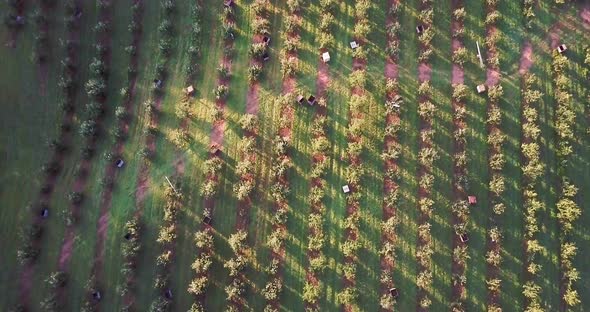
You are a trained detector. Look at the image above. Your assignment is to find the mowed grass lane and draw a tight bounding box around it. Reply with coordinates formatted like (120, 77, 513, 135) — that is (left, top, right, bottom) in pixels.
(430, 0, 453, 307)
(530, 2, 563, 310)
(392, 0, 419, 309)
(205, 0, 252, 309)
(29, 2, 99, 309)
(496, 0, 527, 309)
(356, 1, 386, 310)
(0, 1, 66, 309)
(319, 0, 353, 309)
(281, 0, 318, 309)
(463, 0, 488, 310)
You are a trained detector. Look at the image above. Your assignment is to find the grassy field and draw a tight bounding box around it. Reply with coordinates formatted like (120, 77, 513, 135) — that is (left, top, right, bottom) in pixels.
(430, 0, 453, 308)
(0, 1, 66, 308)
(1, 0, 589, 311)
(392, 0, 420, 310)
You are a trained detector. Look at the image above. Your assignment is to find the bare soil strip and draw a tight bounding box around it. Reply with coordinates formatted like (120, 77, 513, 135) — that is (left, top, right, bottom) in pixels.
(518, 41, 533, 76)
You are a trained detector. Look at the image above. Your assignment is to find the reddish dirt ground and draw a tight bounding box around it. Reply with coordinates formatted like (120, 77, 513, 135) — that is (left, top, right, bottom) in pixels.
(519, 41, 534, 75)
(549, 26, 561, 49)
(451, 37, 464, 84)
(418, 63, 432, 83)
(451, 36, 462, 51)
(279, 108, 294, 139)
(135, 175, 149, 203)
(282, 76, 296, 94)
(486, 68, 500, 86)
(173, 120, 187, 178)
(174, 156, 186, 176)
(278, 15, 299, 143)
(581, 6, 590, 29)
(385, 62, 398, 79)
(58, 228, 75, 269)
(246, 83, 260, 115)
(210, 121, 226, 146)
(317, 61, 330, 96)
(485, 26, 500, 86)
(452, 64, 464, 85)
(95, 207, 110, 263)
(352, 57, 365, 70)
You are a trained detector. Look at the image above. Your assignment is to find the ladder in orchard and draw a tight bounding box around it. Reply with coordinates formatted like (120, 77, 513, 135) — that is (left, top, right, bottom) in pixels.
(476, 41, 484, 68)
